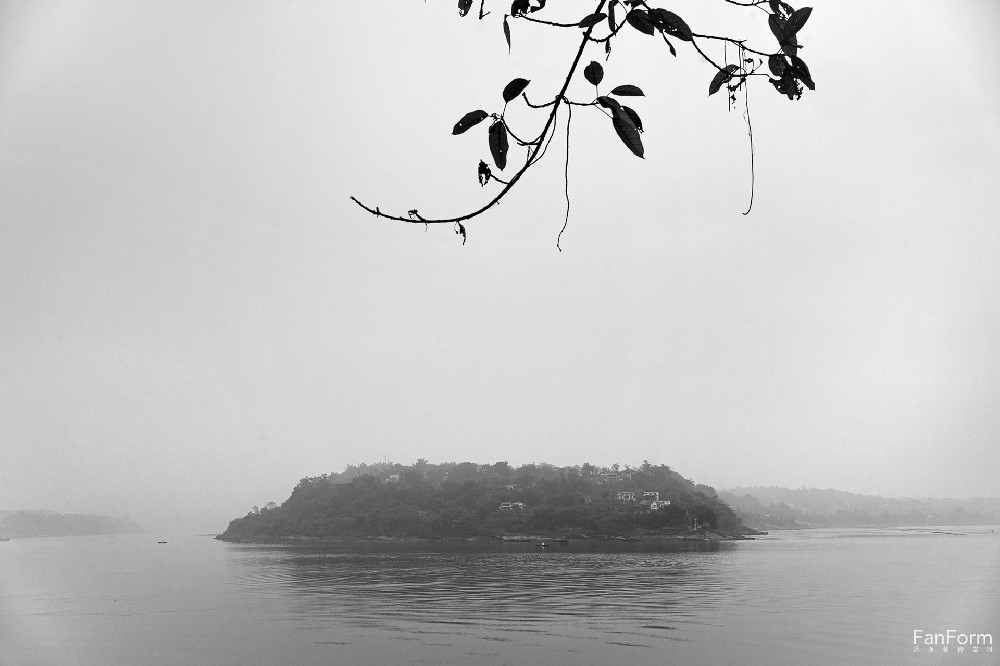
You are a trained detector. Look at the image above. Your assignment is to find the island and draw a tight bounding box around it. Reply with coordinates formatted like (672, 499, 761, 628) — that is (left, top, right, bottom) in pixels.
(217, 460, 753, 543)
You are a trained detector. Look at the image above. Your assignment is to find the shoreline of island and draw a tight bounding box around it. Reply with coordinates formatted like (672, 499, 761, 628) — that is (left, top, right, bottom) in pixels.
(215, 526, 756, 545)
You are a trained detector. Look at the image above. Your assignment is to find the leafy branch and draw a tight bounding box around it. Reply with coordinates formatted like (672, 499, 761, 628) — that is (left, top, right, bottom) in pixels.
(350, 0, 816, 245)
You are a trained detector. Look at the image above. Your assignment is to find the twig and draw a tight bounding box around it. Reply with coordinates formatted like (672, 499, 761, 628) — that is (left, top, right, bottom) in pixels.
(557, 102, 572, 252)
(350, 0, 609, 227)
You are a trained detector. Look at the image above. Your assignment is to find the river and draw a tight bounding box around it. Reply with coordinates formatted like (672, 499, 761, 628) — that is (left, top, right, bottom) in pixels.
(1, 527, 997, 664)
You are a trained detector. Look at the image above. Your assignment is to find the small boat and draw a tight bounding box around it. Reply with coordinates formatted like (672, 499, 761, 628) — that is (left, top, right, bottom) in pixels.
(534, 541, 549, 548)
(157, 541, 167, 544)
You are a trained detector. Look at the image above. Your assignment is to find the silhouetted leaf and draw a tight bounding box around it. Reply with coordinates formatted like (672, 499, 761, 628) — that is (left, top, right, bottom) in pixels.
(621, 105, 643, 132)
(612, 110, 644, 158)
(579, 12, 606, 29)
(626, 10, 655, 35)
(781, 34, 799, 56)
(648, 9, 692, 41)
(596, 95, 621, 112)
(510, 0, 529, 16)
(768, 15, 786, 42)
(502, 78, 530, 103)
(789, 55, 815, 90)
(529, 0, 546, 13)
(768, 14, 798, 54)
(488, 120, 508, 170)
(769, 70, 802, 100)
(611, 84, 644, 96)
(785, 7, 812, 35)
(608, 0, 616, 31)
(708, 64, 739, 96)
(453, 110, 489, 135)
(478, 160, 492, 186)
(455, 222, 467, 245)
(767, 54, 787, 77)
(458, 0, 473, 17)
(584, 61, 604, 86)
(503, 16, 511, 52)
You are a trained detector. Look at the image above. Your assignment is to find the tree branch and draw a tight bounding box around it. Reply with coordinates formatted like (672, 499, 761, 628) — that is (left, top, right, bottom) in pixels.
(350, 0, 608, 227)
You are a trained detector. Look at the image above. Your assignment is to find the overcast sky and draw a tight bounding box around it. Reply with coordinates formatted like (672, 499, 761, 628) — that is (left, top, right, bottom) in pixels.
(1, 0, 998, 533)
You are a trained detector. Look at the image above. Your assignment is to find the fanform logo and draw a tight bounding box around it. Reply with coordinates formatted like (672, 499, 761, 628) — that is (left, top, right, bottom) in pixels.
(913, 629, 993, 654)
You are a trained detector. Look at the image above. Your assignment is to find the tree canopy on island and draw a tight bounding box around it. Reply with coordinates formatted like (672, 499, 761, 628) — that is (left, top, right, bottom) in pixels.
(219, 459, 745, 540)
(351, 0, 815, 247)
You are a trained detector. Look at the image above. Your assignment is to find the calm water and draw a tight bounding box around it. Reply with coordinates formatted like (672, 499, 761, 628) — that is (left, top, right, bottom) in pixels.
(1, 527, 997, 665)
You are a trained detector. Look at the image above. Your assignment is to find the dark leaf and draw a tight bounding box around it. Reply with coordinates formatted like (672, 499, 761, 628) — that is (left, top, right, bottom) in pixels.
(452, 110, 489, 135)
(769, 14, 799, 54)
(503, 16, 511, 52)
(529, 0, 546, 13)
(767, 54, 786, 77)
(621, 105, 643, 132)
(626, 10, 656, 36)
(789, 55, 815, 90)
(458, 0, 473, 17)
(596, 95, 621, 112)
(768, 15, 786, 42)
(510, 0, 529, 16)
(608, 0, 616, 31)
(781, 34, 799, 56)
(478, 160, 492, 187)
(648, 9, 692, 42)
(502, 78, 530, 103)
(488, 120, 509, 170)
(584, 61, 604, 87)
(785, 7, 812, 35)
(611, 84, 644, 96)
(579, 12, 607, 29)
(769, 71, 802, 100)
(708, 64, 739, 96)
(612, 110, 644, 158)
(455, 222, 467, 245)
(662, 33, 676, 56)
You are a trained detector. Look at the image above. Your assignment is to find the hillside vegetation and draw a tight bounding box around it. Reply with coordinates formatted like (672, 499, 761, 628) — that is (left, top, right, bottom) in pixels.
(0, 510, 141, 538)
(219, 460, 746, 541)
(720, 487, 1000, 530)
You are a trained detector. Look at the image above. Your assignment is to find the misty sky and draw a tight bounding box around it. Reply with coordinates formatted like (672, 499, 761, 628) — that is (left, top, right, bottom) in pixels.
(1, 0, 998, 533)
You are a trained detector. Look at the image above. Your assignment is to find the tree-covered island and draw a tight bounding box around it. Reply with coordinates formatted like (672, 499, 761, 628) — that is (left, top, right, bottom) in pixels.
(218, 460, 751, 542)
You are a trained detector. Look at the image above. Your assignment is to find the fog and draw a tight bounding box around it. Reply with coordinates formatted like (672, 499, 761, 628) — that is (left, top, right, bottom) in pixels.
(1, 0, 998, 534)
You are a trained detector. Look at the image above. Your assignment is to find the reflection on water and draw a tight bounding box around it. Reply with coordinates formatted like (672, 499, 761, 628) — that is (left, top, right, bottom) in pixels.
(233, 543, 730, 638)
(2, 528, 997, 665)
(227, 542, 739, 664)
(221, 529, 999, 665)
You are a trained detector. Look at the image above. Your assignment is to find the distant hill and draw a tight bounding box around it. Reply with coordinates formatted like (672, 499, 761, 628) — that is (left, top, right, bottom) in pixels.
(218, 460, 749, 541)
(719, 487, 1000, 530)
(0, 510, 142, 538)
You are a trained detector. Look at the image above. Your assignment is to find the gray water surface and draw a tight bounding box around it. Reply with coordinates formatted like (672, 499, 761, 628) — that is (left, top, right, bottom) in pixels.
(2, 527, 997, 664)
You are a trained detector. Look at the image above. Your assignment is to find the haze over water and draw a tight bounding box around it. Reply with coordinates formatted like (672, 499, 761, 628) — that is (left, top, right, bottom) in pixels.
(2, 527, 997, 664)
